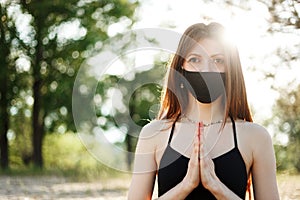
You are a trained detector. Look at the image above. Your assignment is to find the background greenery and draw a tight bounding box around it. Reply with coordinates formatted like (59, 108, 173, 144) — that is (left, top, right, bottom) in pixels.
(0, 0, 299, 180)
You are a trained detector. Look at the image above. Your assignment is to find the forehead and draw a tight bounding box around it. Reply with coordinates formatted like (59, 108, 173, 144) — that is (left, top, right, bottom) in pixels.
(187, 38, 224, 56)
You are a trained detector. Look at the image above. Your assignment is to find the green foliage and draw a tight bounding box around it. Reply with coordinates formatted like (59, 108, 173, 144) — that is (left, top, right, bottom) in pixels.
(91, 62, 167, 169)
(6, 132, 123, 180)
(0, 0, 138, 168)
(249, 0, 300, 174)
(43, 133, 118, 180)
(272, 84, 300, 173)
(129, 83, 161, 126)
(17, 0, 138, 133)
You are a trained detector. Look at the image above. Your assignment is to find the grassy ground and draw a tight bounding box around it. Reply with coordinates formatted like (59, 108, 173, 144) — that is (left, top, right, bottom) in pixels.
(0, 173, 299, 199)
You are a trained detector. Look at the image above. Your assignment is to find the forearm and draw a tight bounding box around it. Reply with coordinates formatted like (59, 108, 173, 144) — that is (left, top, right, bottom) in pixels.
(208, 180, 242, 200)
(155, 178, 194, 200)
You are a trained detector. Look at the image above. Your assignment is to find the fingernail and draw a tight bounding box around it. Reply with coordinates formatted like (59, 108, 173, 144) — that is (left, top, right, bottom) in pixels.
(198, 122, 203, 135)
(199, 122, 203, 128)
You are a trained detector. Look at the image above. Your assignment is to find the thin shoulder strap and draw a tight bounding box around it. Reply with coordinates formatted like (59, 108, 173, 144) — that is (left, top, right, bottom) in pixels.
(168, 121, 176, 144)
(230, 116, 238, 148)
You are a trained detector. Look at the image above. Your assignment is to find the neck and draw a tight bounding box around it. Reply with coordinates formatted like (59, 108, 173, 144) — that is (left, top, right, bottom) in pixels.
(184, 94, 225, 124)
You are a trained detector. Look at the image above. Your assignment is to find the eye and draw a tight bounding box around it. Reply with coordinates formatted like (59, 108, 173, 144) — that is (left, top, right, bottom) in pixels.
(187, 56, 201, 63)
(213, 58, 225, 64)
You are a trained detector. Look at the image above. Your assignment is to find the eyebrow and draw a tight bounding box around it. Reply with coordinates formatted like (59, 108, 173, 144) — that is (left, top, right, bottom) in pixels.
(187, 52, 224, 57)
(210, 53, 224, 57)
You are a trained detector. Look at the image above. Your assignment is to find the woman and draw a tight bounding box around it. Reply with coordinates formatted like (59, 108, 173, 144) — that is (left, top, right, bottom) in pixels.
(128, 22, 279, 199)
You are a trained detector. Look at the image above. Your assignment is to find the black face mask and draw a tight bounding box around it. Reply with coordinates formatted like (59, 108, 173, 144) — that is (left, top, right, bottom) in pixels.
(182, 69, 226, 104)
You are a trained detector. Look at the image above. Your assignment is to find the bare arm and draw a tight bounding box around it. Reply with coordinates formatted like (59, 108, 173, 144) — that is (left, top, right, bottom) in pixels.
(128, 124, 157, 200)
(251, 126, 279, 200)
(128, 121, 201, 200)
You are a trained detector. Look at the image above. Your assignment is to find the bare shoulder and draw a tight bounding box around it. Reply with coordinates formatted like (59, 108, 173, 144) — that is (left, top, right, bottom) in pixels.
(235, 121, 273, 147)
(236, 121, 270, 136)
(138, 119, 172, 144)
(140, 119, 171, 137)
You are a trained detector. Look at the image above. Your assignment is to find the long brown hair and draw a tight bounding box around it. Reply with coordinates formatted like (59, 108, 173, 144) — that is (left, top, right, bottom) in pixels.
(158, 22, 253, 123)
(157, 22, 253, 199)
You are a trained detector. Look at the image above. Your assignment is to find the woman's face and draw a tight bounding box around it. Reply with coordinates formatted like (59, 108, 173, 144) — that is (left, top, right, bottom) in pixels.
(182, 38, 226, 73)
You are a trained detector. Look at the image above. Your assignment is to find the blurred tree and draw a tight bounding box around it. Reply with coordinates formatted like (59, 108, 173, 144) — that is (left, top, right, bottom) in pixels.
(222, 0, 300, 75)
(0, 2, 33, 169)
(92, 63, 165, 169)
(258, 0, 300, 172)
(262, 0, 300, 31)
(118, 66, 165, 169)
(13, 0, 138, 168)
(260, 0, 300, 74)
(126, 82, 161, 167)
(272, 84, 300, 172)
(0, 4, 11, 169)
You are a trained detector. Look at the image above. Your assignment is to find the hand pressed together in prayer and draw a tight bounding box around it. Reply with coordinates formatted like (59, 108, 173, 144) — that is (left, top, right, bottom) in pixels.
(198, 122, 220, 192)
(184, 122, 220, 192)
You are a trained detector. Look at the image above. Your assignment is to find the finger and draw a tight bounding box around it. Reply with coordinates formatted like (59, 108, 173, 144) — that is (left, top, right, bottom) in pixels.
(197, 122, 201, 156)
(199, 122, 205, 159)
(197, 122, 201, 138)
(199, 122, 204, 143)
(190, 132, 200, 165)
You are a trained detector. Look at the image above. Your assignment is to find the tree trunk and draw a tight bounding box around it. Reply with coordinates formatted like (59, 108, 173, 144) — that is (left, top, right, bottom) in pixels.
(0, 75, 9, 170)
(125, 134, 133, 170)
(32, 15, 44, 168)
(0, 5, 10, 169)
(32, 79, 44, 168)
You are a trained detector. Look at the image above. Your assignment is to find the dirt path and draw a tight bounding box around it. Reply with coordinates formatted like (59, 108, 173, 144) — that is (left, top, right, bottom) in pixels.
(0, 174, 299, 199)
(277, 174, 300, 200)
(0, 176, 130, 200)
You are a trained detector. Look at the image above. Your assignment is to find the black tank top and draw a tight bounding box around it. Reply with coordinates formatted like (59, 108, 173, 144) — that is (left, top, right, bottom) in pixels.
(157, 117, 247, 199)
